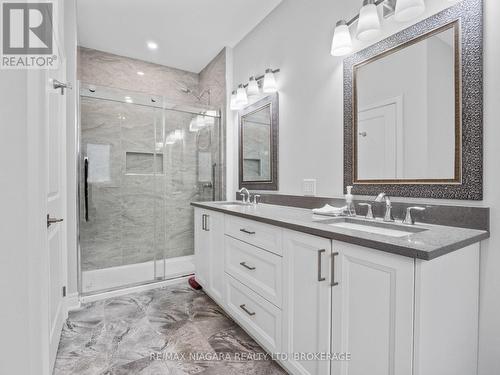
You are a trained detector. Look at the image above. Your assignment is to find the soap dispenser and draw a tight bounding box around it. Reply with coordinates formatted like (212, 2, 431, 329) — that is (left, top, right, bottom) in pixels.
(345, 186, 356, 217)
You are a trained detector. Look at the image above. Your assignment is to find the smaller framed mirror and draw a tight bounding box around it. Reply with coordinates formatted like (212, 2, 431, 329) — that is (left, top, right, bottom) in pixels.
(239, 93, 279, 190)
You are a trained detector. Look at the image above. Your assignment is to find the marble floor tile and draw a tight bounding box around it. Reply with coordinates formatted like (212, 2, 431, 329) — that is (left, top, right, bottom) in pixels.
(54, 284, 287, 375)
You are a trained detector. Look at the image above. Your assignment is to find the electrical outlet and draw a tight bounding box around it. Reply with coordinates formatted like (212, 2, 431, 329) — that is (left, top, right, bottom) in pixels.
(303, 179, 317, 196)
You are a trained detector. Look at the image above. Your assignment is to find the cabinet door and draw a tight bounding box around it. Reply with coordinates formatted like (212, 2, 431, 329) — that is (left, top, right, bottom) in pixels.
(194, 208, 210, 287)
(331, 241, 414, 375)
(208, 211, 225, 303)
(282, 230, 332, 375)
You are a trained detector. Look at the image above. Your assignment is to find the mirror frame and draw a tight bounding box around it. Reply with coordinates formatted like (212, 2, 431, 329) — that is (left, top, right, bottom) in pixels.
(239, 93, 279, 190)
(343, 0, 483, 200)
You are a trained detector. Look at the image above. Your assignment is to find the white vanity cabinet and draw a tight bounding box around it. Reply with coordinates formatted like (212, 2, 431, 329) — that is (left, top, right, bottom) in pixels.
(193, 208, 480, 375)
(193, 208, 225, 304)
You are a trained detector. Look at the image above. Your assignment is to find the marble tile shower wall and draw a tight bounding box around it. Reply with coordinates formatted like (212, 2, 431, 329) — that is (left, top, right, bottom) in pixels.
(78, 47, 226, 272)
(78, 47, 201, 105)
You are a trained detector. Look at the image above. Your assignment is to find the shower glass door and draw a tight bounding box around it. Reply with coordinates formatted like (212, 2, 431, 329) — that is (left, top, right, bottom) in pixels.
(79, 84, 221, 295)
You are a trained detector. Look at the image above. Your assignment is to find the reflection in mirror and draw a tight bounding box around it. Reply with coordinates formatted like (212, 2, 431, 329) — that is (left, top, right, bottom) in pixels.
(242, 105, 271, 181)
(355, 22, 459, 182)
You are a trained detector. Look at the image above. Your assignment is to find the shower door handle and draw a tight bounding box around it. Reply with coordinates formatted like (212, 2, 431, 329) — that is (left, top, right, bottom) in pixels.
(212, 163, 217, 202)
(84, 157, 89, 221)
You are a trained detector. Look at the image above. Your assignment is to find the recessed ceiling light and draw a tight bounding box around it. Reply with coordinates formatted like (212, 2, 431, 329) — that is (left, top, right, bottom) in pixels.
(147, 41, 158, 50)
(137, 71, 145, 76)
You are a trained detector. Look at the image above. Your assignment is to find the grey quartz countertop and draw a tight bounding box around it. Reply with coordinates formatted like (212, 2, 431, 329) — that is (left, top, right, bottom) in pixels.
(191, 201, 490, 260)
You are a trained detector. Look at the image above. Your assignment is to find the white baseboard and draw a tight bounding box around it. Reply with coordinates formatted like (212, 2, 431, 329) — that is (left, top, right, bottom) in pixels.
(80, 275, 191, 304)
(82, 255, 195, 293)
(65, 292, 81, 312)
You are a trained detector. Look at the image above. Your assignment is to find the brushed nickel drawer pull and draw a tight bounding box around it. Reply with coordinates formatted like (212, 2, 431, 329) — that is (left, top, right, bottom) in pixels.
(240, 228, 256, 235)
(239, 304, 256, 316)
(331, 252, 339, 287)
(317, 249, 326, 282)
(240, 261, 256, 270)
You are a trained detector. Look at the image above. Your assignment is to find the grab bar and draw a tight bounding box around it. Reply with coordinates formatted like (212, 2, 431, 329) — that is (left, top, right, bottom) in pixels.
(84, 157, 89, 222)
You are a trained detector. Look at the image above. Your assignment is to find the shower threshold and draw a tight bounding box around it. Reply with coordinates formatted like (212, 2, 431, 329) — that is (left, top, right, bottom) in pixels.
(81, 255, 195, 296)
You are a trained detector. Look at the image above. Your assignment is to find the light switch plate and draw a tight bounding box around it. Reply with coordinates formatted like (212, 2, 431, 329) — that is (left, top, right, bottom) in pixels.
(303, 179, 317, 196)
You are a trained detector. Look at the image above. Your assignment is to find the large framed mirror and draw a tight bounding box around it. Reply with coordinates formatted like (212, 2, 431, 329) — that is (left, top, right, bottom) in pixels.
(239, 93, 279, 190)
(344, 0, 483, 200)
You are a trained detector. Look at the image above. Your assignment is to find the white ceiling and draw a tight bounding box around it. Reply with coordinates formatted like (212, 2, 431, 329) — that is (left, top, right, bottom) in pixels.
(77, 0, 282, 73)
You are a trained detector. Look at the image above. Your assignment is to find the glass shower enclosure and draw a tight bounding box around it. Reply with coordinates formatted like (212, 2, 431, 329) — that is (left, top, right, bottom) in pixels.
(78, 84, 222, 295)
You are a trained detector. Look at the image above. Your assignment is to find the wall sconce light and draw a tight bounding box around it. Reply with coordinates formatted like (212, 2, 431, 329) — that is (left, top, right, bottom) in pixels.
(331, 0, 429, 57)
(230, 90, 240, 111)
(236, 84, 248, 106)
(331, 20, 353, 56)
(356, 0, 381, 41)
(394, 0, 426, 22)
(263, 69, 278, 93)
(247, 76, 260, 96)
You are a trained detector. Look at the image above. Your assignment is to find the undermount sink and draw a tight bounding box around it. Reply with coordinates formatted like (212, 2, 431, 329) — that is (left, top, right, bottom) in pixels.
(319, 217, 427, 238)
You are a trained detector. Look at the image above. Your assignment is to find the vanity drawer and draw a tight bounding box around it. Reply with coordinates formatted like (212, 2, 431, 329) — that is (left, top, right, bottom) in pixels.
(224, 215, 283, 256)
(225, 236, 282, 307)
(225, 273, 281, 353)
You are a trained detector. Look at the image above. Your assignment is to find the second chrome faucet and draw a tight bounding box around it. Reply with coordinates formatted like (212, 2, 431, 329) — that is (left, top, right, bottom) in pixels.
(374, 192, 394, 222)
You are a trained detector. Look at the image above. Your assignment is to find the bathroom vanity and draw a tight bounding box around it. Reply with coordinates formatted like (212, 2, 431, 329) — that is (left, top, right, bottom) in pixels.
(192, 201, 488, 375)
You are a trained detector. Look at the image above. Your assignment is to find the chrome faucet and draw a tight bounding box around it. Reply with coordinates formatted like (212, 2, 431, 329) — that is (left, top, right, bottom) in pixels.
(374, 193, 394, 222)
(403, 206, 426, 225)
(237, 188, 250, 204)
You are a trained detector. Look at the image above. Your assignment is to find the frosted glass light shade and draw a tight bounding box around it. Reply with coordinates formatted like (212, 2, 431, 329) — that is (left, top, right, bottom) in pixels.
(263, 70, 278, 93)
(236, 85, 248, 106)
(247, 77, 260, 96)
(331, 20, 353, 56)
(356, 1, 381, 41)
(230, 91, 240, 111)
(395, 0, 426, 22)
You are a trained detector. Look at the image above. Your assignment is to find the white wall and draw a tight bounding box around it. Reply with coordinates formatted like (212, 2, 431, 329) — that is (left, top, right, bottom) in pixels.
(232, 0, 500, 373)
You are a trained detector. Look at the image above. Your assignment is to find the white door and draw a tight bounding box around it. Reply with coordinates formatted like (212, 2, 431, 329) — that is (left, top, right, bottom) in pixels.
(46, 74, 67, 369)
(282, 230, 331, 375)
(331, 241, 414, 375)
(45, 0, 68, 369)
(357, 99, 401, 180)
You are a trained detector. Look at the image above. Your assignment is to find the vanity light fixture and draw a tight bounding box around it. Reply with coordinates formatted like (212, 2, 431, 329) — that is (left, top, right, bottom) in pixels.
(247, 76, 260, 96)
(331, 20, 353, 56)
(394, 0, 426, 22)
(357, 0, 382, 41)
(236, 84, 248, 106)
(331, 0, 429, 57)
(230, 68, 280, 111)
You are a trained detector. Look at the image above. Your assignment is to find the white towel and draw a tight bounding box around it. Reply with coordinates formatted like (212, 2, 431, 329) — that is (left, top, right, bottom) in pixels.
(312, 204, 346, 216)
